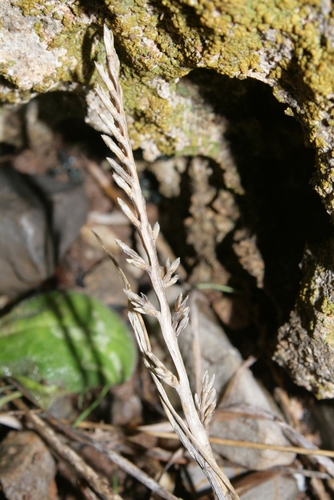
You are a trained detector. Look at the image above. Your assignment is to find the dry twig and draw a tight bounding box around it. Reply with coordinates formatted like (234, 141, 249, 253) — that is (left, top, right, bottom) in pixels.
(27, 413, 122, 500)
(47, 416, 181, 500)
(138, 424, 334, 459)
(9, 396, 122, 500)
(95, 25, 239, 500)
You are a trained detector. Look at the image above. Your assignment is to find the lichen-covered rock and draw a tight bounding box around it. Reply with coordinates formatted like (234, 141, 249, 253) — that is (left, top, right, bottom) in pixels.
(2, 0, 334, 212)
(0, 0, 102, 102)
(101, 0, 334, 216)
(298, 241, 334, 346)
(275, 310, 334, 399)
(275, 241, 334, 398)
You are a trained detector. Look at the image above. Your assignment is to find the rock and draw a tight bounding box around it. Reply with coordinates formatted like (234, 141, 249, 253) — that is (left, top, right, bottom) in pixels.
(0, 430, 57, 500)
(31, 174, 89, 261)
(0, 163, 88, 298)
(0, 164, 54, 297)
(0, 0, 95, 102)
(182, 462, 302, 499)
(178, 297, 295, 470)
(237, 472, 301, 500)
(274, 241, 334, 398)
(83, 257, 138, 308)
(275, 310, 334, 399)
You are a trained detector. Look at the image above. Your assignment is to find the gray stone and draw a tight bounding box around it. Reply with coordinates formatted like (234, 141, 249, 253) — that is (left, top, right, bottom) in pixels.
(239, 473, 301, 500)
(0, 164, 54, 296)
(0, 164, 88, 297)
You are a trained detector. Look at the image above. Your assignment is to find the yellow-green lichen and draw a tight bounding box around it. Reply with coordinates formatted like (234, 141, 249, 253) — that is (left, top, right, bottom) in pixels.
(33, 20, 44, 38)
(12, 0, 40, 16)
(48, 24, 104, 86)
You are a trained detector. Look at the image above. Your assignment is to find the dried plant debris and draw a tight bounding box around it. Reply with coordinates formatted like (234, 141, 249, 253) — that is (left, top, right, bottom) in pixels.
(147, 157, 188, 198)
(94, 25, 239, 500)
(178, 296, 295, 470)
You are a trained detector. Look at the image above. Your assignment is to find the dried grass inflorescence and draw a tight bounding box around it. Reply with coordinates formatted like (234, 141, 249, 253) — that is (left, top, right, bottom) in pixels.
(95, 25, 239, 500)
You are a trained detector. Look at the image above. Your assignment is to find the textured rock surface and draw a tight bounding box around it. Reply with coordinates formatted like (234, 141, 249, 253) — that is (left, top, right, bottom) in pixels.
(102, 0, 334, 216)
(238, 472, 301, 500)
(274, 241, 334, 398)
(0, 0, 104, 101)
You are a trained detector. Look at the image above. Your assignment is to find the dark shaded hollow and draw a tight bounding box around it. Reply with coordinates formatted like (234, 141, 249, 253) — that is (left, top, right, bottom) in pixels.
(158, 69, 332, 353)
(30, 91, 110, 158)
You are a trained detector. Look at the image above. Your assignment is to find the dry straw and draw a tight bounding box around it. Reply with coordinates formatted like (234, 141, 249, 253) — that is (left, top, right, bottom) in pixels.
(95, 25, 239, 500)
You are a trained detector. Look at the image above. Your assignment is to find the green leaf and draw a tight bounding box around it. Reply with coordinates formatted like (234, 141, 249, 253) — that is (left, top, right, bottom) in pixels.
(0, 291, 136, 407)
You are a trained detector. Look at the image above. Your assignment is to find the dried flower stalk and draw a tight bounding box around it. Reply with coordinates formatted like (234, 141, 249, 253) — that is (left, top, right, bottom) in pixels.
(95, 25, 239, 500)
